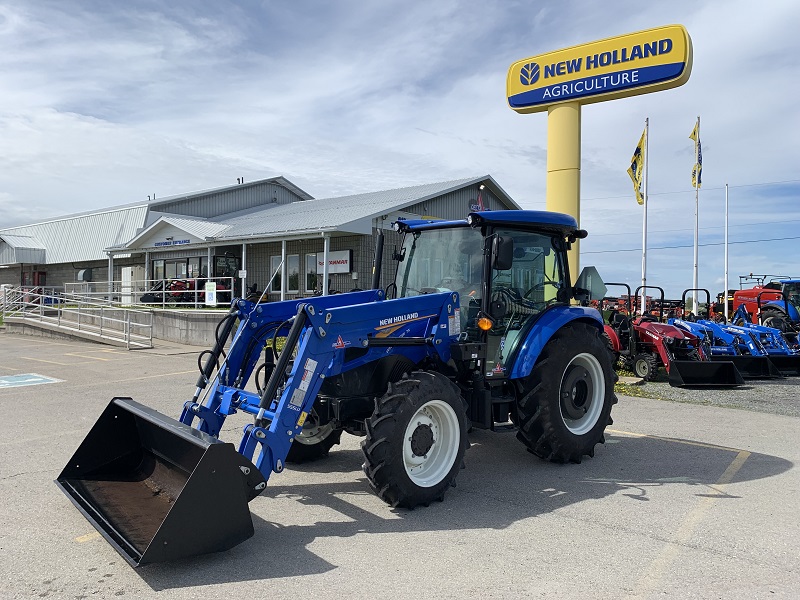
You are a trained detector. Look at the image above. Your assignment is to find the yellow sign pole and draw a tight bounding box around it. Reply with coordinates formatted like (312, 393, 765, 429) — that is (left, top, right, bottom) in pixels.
(546, 101, 581, 283)
(507, 25, 692, 286)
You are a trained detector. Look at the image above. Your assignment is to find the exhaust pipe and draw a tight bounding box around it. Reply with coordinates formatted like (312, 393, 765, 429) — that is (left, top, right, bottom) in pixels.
(56, 398, 265, 567)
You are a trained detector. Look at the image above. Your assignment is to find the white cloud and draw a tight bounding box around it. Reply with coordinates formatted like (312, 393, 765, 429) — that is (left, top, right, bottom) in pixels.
(1, 0, 798, 296)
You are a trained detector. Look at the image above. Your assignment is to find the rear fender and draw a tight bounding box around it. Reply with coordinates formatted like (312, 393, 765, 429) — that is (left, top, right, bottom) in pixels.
(603, 324, 621, 352)
(508, 307, 603, 380)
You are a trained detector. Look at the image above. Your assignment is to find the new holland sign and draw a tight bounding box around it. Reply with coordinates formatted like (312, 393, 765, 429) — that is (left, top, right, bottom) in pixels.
(507, 25, 692, 113)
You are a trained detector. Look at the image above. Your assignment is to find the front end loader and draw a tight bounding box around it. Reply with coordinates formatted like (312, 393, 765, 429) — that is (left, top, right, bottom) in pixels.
(57, 210, 618, 566)
(668, 289, 783, 380)
(728, 304, 800, 376)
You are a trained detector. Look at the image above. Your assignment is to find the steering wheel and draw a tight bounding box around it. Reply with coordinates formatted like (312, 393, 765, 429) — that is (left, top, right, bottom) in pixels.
(523, 280, 560, 299)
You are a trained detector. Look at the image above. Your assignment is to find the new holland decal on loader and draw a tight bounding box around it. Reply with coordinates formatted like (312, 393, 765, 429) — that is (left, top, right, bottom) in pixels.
(57, 210, 618, 566)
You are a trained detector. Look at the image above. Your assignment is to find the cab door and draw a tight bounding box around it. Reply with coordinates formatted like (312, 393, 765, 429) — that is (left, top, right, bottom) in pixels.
(484, 229, 568, 378)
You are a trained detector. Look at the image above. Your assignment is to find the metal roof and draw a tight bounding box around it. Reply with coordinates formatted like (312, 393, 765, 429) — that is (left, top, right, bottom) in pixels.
(0, 234, 47, 264)
(0, 176, 311, 264)
(116, 216, 232, 249)
(0, 206, 148, 264)
(4, 175, 522, 261)
(147, 176, 314, 207)
(212, 176, 517, 241)
(0, 234, 46, 249)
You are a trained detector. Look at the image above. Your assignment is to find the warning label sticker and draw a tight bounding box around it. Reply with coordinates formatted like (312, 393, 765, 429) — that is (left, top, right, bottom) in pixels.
(289, 388, 305, 409)
(449, 309, 461, 337)
(299, 357, 318, 392)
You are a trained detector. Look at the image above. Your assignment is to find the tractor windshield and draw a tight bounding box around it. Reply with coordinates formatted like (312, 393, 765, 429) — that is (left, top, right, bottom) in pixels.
(396, 226, 484, 300)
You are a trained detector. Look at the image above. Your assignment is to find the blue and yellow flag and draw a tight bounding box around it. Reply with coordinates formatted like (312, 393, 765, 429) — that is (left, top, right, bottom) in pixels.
(627, 128, 646, 205)
(690, 121, 702, 188)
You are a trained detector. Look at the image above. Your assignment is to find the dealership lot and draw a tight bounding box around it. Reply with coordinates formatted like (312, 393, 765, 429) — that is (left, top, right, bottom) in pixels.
(1, 334, 798, 599)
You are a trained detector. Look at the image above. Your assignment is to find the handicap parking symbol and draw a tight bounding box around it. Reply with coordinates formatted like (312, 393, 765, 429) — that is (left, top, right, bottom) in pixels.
(0, 373, 63, 388)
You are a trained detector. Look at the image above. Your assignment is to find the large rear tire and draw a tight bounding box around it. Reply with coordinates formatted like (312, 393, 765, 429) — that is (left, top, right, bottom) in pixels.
(362, 371, 468, 508)
(515, 322, 617, 463)
(761, 308, 791, 332)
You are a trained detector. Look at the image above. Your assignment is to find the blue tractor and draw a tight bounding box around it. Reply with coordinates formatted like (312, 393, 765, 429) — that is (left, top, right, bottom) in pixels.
(728, 304, 800, 376)
(57, 210, 617, 566)
(669, 289, 782, 379)
(728, 276, 800, 344)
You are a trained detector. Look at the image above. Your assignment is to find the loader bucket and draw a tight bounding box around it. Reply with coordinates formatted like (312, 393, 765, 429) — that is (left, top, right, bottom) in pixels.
(56, 397, 265, 567)
(667, 360, 745, 388)
(711, 355, 783, 379)
(766, 355, 800, 376)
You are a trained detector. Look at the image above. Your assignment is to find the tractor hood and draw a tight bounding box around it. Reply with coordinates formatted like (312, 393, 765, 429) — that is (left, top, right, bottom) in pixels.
(637, 321, 698, 341)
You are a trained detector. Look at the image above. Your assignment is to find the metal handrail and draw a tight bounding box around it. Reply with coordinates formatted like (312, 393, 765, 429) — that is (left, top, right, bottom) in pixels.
(64, 277, 237, 309)
(1, 286, 153, 348)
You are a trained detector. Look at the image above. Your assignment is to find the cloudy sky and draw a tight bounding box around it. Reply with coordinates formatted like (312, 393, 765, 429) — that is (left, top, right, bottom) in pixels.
(1, 0, 798, 297)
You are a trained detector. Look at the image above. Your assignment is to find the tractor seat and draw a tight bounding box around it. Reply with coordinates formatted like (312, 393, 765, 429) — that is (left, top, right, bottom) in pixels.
(609, 311, 631, 332)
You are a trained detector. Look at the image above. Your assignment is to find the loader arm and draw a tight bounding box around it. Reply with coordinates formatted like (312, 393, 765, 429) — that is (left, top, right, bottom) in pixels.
(181, 289, 462, 484)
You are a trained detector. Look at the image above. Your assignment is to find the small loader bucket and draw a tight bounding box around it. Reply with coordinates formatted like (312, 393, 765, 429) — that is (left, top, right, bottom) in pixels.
(667, 360, 745, 388)
(56, 398, 265, 567)
(766, 355, 800, 376)
(711, 355, 783, 379)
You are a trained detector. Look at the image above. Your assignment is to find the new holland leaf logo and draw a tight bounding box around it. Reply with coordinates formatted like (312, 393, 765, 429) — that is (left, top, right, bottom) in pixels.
(520, 62, 540, 85)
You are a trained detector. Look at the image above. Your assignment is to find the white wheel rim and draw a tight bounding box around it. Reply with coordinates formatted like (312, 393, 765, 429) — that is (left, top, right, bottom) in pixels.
(635, 359, 648, 377)
(294, 420, 334, 445)
(402, 399, 460, 488)
(559, 352, 605, 435)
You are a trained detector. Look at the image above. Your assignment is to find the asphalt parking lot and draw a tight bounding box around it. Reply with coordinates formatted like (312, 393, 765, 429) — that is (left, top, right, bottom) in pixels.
(1, 333, 799, 599)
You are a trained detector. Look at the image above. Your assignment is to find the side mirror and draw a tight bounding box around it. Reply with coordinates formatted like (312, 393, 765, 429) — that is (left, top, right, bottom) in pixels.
(492, 236, 514, 271)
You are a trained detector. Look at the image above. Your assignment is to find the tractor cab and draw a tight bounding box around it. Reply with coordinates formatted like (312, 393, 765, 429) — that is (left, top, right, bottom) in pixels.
(781, 281, 800, 310)
(393, 211, 581, 378)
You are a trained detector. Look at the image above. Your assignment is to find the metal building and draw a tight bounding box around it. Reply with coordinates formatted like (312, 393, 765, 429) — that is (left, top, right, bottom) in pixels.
(0, 175, 520, 300)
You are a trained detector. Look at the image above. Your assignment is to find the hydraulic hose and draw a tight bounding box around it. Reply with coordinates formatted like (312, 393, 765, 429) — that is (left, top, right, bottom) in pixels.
(256, 305, 307, 421)
(190, 306, 239, 403)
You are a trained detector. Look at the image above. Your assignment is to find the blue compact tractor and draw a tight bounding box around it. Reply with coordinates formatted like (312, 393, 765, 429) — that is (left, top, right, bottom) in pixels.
(57, 210, 617, 566)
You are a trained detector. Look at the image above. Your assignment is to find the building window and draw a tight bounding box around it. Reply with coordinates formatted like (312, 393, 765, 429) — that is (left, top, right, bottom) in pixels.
(305, 253, 317, 293)
(287, 254, 300, 293)
(153, 260, 165, 282)
(188, 257, 201, 279)
(214, 255, 239, 278)
(164, 259, 188, 280)
(269, 255, 300, 293)
(269, 256, 282, 292)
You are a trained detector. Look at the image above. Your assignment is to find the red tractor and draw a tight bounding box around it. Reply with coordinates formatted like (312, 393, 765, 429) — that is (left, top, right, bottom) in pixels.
(728, 275, 800, 341)
(603, 284, 743, 387)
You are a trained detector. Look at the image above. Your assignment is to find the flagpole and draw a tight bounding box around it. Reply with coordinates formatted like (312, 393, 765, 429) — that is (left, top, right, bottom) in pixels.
(692, 115, 700, 315)
(724, 182, 729, 321)
(640, 118, 649, 316)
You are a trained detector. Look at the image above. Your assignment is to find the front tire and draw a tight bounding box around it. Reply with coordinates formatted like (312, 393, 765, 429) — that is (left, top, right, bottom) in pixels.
(633, 352, 659, 380)
(515, 322, 616, 463)
(285, 403, 343, 463)
(362, 371, 468, 508)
